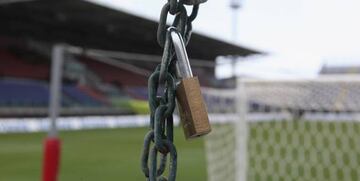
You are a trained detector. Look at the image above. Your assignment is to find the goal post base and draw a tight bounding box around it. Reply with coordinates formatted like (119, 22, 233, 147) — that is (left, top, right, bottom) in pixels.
(42, 137, 61, 181)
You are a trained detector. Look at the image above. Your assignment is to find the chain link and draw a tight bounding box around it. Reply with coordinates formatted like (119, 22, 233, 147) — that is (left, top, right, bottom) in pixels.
(141, 1, 202, 180)
(157, 2, 199, 48)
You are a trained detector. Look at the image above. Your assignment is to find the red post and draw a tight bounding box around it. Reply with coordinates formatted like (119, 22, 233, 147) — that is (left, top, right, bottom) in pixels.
(42, 138, 61, 181)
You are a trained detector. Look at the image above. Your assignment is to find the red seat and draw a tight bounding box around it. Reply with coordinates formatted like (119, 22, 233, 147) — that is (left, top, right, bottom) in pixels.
(0, 50, 49, 80)
(79, 57, 147, 87)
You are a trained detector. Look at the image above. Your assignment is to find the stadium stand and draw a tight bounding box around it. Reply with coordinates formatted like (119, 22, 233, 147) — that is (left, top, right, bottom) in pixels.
(0, 79, 49, 107)
(62, 85, 104, 107)
(0, 49, 49, 80)
(320, 64, 360, 75)
(123, 86, 148, 100)
(77, 85, 109, 105)
(79, 57, 148, 87)
(245, 80, 360, 113)
(0, 78, 111, 108)
(0, 0, 260, 117)
(0, 43, 149, 116)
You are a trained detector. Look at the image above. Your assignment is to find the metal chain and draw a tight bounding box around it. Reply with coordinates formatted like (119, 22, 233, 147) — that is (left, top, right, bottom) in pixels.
(157, 1, 199, 48)
(141, 1, 201, 180)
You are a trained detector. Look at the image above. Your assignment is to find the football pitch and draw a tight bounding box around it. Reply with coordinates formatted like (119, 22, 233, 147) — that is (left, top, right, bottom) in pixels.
(0, 127, 207, 181)
(2, 120, 360, 181)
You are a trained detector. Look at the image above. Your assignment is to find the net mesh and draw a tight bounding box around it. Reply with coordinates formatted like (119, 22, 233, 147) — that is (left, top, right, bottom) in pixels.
(203, 78, 360, 181)
(203, 88, 237, 181)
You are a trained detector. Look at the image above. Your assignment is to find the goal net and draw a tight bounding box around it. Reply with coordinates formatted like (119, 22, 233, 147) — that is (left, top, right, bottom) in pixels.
(203, 77, 360, 181)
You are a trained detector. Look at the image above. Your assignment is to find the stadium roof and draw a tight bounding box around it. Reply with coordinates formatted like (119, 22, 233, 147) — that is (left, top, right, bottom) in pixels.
(0, 0, 260, 60)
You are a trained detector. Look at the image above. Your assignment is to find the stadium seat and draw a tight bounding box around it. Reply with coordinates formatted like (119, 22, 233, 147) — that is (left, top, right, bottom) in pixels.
(0, 79, 49, 107)
(78, 57, 147, 86)
(0, 50, 49, 80)
(62, 85, 104, 107)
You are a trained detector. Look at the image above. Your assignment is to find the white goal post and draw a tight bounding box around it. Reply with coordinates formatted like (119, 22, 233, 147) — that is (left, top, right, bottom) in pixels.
(204, 76, 360, 181)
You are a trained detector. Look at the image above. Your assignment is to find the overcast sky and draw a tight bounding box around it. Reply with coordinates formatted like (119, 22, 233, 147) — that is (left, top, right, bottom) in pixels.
(91, 0, 360, 78)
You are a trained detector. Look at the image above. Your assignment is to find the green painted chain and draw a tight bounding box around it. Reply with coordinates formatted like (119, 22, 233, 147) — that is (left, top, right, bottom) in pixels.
(141, 0, 202, 180)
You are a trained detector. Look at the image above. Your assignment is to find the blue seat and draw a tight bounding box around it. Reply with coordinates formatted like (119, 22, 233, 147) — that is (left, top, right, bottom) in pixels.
(0, 79, 49, 107)
(62, 85, 103, 107)
(0, 79, 104, 107)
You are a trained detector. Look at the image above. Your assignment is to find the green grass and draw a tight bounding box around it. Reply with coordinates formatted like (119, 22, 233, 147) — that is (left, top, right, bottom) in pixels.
(0, 127, 206, 181)
(6, 120, 359, 181)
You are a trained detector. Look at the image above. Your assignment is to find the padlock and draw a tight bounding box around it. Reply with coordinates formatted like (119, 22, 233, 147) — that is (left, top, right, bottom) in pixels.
(169, 27, 211, 139)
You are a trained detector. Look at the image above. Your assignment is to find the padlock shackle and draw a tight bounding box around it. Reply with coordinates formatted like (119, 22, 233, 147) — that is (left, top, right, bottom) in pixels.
(169, 27, 193, 78)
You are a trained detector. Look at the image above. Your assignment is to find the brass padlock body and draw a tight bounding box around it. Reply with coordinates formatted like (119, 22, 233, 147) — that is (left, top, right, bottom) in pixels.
(176, 76, 211, 139)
